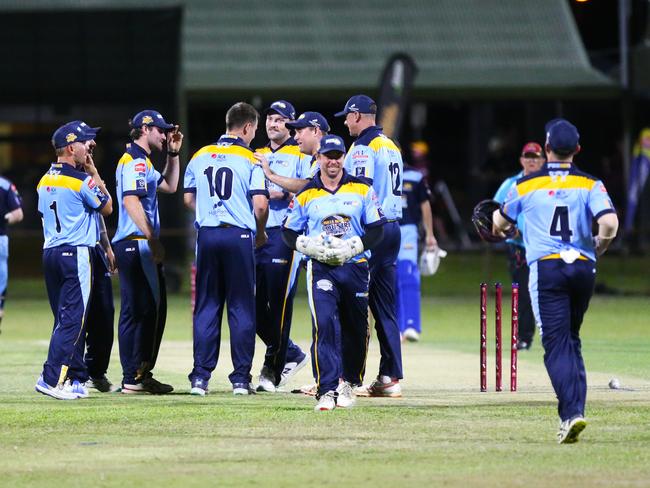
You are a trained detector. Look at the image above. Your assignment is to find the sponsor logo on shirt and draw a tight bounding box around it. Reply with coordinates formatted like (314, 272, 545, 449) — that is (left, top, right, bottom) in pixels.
(135, 162, 146, 172)
(321, 214, 352, 238)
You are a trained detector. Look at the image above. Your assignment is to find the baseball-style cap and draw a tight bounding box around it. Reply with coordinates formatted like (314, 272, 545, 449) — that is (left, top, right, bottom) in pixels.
(52, 120, 100, 149)
(545, 118, 579, 154)
(265, 100, 296, 120)
(334, 94, 377, 117)
(317, 135, 346, 155)
(130, 110, 175, 130)
(521, 142, 543, 157)
(285, 111, 330, 132)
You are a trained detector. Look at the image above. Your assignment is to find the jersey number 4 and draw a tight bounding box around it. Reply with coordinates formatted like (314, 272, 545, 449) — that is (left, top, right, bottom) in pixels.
(550, 206, 573, 242)
(204, 167, 233, 200)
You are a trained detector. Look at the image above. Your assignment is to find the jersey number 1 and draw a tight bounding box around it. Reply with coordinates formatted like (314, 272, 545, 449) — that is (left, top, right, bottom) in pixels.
(550, 206, 573, 242)
(49, 201, 62, 233)
(204, 167, 233, 200)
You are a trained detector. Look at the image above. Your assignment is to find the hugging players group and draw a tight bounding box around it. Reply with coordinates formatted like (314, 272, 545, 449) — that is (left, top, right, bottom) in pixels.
(35, 95, 416, 412)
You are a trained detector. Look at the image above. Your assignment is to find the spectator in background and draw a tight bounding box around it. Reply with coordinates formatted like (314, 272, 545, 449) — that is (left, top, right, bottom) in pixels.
(624, 128, 650, 238)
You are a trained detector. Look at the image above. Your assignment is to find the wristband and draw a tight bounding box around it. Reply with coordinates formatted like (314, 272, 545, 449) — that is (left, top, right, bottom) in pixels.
(167, 151, 179, 157)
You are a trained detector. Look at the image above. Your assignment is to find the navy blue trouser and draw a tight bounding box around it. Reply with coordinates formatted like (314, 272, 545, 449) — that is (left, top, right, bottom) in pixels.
(308, 259, 370, 396)
(256, 227, 305, 384)
(529, 258, 596, 421)
(189, 226, 256, 385)
(114, 239, 167, 385)
(42, 245, 94, 387)
(507, 244, 535, 344)
(369, 220, 403, 379)
(84, 245, 115, 379)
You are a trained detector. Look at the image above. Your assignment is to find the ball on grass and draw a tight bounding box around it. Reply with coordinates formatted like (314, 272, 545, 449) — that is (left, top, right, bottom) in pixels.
(609, 378, 620, 389)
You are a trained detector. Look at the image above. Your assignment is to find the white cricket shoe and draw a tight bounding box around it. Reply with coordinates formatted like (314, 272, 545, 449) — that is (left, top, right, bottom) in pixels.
(557, 416, 587, 444)
(190, 378, 208, 396)
(85, 376, 113, 393)
(256, 366, 276, 392)
(314, 391, 337, 411)
(355, 375, 402, 398)
(335, 381, 356, 408)
(34, 376, 79, 401)
(232, 382, 256, 395)
(403, 328, 420, 342)
(278, 355, 309, 387)
(69, 380, 89, 398)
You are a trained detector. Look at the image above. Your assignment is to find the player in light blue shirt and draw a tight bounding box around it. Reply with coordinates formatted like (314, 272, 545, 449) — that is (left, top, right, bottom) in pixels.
(184, 102, 269, 396)
(0, 174, 23, 334)
(35, 121, 112, 400)
(112, 109, 183, 395)
(494, 119, 619, 444)
(282, 134, 386, 410)
(493, 142, 545, 351)
(335, 94, 404, 397)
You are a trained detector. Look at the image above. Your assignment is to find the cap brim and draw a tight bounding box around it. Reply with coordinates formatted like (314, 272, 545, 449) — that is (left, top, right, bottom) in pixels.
(285, 121, 307, 129)
(157, 123, 176, 130)
(334, 110, 348, 117)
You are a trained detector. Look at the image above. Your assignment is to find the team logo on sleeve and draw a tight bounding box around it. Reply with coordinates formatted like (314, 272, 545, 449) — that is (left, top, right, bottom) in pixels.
(135, 162, 146, 173)
(88, 178, 96, 189)
(322, 214, 352, 237)
(137, 179, 146, 190)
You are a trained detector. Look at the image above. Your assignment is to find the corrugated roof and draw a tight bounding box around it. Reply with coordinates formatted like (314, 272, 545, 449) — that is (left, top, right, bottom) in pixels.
(3, 0, 615, 95)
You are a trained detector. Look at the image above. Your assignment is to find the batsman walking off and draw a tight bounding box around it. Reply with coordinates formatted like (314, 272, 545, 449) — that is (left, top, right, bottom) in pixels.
(493, 118, 618, 444)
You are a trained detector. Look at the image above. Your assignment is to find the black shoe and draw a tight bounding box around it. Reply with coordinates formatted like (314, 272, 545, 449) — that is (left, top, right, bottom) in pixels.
(516, 340, 532, 351)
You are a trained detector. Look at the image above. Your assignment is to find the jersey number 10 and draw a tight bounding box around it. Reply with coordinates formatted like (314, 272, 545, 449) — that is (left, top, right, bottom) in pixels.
(204, 167, 233, 200)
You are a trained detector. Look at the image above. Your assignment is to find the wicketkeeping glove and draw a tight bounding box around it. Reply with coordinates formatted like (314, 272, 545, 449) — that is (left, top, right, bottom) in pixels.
(296, 235, 328, 262)
(324, 236, 364, 266)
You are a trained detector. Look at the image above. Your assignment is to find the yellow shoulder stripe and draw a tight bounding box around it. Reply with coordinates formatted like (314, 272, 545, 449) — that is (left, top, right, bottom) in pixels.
(516, 174, 596, 196)
(369, 136, 400, 153)
(296, 188, 330, 206)
(277, 145, 303, 157)
(37, 174, 83, 192)
(192, 144, 256, 164)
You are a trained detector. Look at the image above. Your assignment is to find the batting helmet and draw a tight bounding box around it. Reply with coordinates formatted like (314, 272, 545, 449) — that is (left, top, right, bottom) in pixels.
(471, 199, 516, 243)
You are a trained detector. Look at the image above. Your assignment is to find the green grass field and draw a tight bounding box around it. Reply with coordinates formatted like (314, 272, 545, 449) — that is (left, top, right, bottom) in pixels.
(1, 252, 649, 487)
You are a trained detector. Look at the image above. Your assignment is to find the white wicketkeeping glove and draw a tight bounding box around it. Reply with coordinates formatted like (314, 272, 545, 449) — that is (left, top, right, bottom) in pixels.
(296, 235, 328, 262)
(324, 236, 364, 266)
(419, 247, 447, 276)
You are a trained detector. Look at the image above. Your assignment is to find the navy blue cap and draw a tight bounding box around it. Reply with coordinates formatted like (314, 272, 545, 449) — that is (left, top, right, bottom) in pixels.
(317, 135, 346, 155)
(545, 118, 580, 154)
(131, 110, 175, 130)
(334, 94, 377, 117)
(285, 111, 330, 132)
(265, 100, 296, 120)
(52, 121, 100, 149)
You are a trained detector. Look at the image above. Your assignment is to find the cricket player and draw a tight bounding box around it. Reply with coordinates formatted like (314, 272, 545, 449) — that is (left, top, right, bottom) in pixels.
(493, 142, 546, 351)
(184, 102, 269, 396)
(282, 135, 386, 411)
(113, 110, 183, 394)
(0, 173, 23, 334)
(35, 120, 112, 400)
(253, 101, 310, 392)
(256, 111, 330, 193)
(396, 164, 438, 342)
(493, 119, 618, 444)
(336, 94, 404, 397)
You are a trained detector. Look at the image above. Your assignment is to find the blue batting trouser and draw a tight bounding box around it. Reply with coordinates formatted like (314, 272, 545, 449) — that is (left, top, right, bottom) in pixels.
(41, 245, 93, 387)
(84, 244, 115, 380)
(529, 258, 596, 422)
(255, 227, 305, 384)
(369, 220, 403, 379)
(396, 224, 421, 333)
(0, 235, 8, 310)
(114, 239, 167, 385)
(189, 226, 257, 386)
(307, 259, 370, 396)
